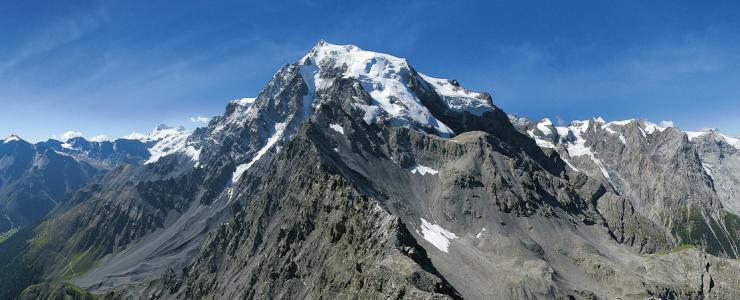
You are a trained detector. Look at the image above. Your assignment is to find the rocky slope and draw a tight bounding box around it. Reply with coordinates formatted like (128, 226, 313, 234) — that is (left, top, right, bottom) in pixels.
(511, 116, 740, 258)
(0, 136, 102, 234)
(2, 41, 740, 299)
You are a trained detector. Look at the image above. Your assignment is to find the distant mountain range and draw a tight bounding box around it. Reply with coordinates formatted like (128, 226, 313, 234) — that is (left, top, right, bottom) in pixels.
(0, 125, 190, 233)
(2, 41, 739, 299)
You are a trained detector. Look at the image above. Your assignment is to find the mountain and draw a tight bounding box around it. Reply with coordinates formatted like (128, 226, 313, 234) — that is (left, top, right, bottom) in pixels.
(2, 41, 740, 299)
(0, 126, 191, 240)
(510, 116, 740, 257)
(0, 135, 102, 234)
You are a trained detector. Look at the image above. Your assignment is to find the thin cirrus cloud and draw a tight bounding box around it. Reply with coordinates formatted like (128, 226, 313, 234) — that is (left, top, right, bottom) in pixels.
(1, 1, 740, 141)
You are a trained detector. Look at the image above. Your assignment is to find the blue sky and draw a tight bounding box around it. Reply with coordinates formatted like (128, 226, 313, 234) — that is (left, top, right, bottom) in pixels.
(2, 0, 739, 141)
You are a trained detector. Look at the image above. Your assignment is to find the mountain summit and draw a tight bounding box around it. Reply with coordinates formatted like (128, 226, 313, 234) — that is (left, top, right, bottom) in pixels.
(2, 42, 740, 299)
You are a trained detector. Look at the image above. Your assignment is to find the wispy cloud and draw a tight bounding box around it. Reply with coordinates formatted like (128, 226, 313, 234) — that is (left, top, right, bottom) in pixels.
(89, 134, 109, 142)
(189, 116, 211, 123)
(55, 130, 83, 141)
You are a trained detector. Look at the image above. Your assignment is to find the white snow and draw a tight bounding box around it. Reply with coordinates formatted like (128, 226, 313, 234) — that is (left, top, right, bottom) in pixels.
(232, 163, 250, 183)
(720, 134, 740, 149)
(3, 135, 21, 143)
(685, 131, 708, 140)
(231, 122, 288, 183)
(643, 121, 667, 134)
(301, 41, 455, 137)
(61, 143, 74, 149)
(684, 129, 740, 149)
(475, 227, 487, 239)
(527, 129, 555, 149)
(702, 163, 714, 180)
(419, 73, 494, 116)
(419, 218, 457, 253)
(556, 126, 570, 138)
(89, 135, 109, 142)
(619, 135, 627, 145)
(212, 97, 258, 136)
(408, 164, 439, 175)
(329, 123, 344, 134)
(534, 138, 556, 149)
(558, 120, 611, 180)
(536, 118, 553, 136)
(607, 119, 635, 126)
(136, 125, 195, 164)
(564, 121, 591, 157)
(232, 97, 256, 107)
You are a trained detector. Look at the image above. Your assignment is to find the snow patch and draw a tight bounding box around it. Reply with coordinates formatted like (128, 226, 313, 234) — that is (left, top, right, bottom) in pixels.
(560, 120, 611, 180)
(232, 97, 256, 107)
(231, 122, 288, 183)
(475, 227, 487, 239)
(720, 133, 740, 149)
(232, 163, 250, 183)
(419, 73, 494, 116)
(527, 129, 555, 149)
(702, 163, 714, 180)
(329, 123, 344, 134)
(3, 135, 21, 143)
(685, 131, 707, 140)
(408, 164, 439, 175)
(534, 137, 555, 149)
(536, 118, 553, 136)
(608, 119, 635, 126)
(140, 125, 194, 164)
(419, 218, 457, 253)
(643, 122, 667, 134)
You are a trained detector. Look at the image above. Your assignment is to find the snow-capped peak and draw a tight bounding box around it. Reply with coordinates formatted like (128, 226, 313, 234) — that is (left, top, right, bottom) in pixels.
(536, 118, 554, 136)
(299, 41, 493, 137)
(418, 73, 494, 116)
(685, 128, 740, 149)
(122, 125, 198, 165)
(3, 135, 22, 143)
(126, 125, 188, 143)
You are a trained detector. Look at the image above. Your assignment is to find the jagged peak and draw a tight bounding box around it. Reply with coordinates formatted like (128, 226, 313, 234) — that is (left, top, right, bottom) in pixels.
(124, 124, 189, 142)
(685, 128, 740, 149)
(297, 40, 495, 137)
(3, 134, 22, 143)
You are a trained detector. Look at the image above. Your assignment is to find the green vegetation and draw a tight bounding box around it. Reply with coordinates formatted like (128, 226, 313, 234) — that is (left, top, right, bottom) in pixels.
(18, 282, 101, 300)
(670, 207, 740, 258)
(654, 244, 693, 255)
(0, 227, 18, 243)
